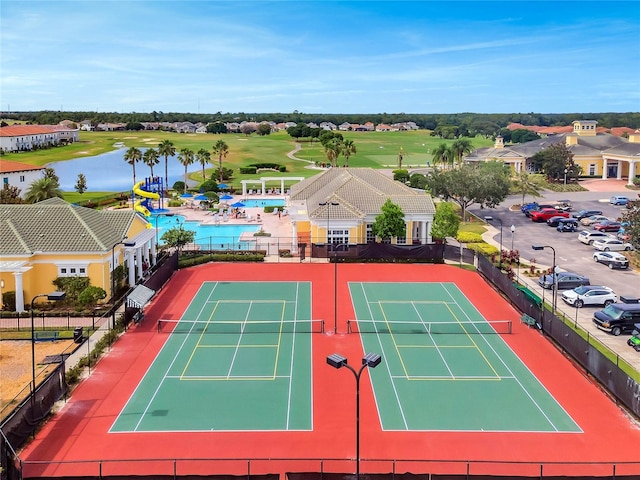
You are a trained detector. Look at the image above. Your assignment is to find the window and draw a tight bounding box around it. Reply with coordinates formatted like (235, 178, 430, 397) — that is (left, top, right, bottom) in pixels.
(589, 164, 596, 176)
(366, 224, 375, 243)
(329, 229, 349, 247)
(19, 175, 25, 182)
(57, 263, 89, 277)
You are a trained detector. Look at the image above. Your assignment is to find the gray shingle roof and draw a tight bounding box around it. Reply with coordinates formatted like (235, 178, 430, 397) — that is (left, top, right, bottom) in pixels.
(290, 168, 435, 220)
(0, 198, 138, 255)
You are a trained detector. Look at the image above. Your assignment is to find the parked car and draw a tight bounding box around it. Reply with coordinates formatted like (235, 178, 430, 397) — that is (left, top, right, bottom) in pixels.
(546, 215, 569, 227)
(610, 195, 630, 206)
(538, 271, 590, 290)
(580, 215, 610, 226)
(530, 208, 569, 222)
(573, 209, 603, 220)
(556, 218, 579, 232)
(592, 238, 634, 251)
(521, 202, 539, 213)
(561, 285, 617, 308)
(593, 221, 622, 232)
(578, 230, 614, 245)
(593, 303, 640, 335)
(524, 204, 555, 217)
(593, 251, 630, 269)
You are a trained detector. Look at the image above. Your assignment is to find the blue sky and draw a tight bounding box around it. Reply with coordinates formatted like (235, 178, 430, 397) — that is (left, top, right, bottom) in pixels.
(1, 1, 639, 114)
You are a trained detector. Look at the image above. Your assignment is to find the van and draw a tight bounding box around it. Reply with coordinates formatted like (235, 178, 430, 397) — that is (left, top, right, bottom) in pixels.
(556, 218, 579, 232)
(593, 303, 640, 336)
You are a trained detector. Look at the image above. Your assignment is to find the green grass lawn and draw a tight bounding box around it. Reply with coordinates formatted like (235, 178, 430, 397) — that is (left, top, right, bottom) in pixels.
(3, 130, 493, 193)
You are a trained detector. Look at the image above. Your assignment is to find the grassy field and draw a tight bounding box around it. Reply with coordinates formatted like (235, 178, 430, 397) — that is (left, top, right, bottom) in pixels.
(2, 130, 493, 192)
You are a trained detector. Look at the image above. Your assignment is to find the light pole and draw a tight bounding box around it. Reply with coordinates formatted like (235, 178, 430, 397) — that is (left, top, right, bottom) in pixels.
(532, 244, 557, 315)
(154, 212, 175, 247)
(327, 352, 382, 480)
(484, 216, 503, 269)
(31, 292, 66, 402)
(320, 201, 339, 332)
(564, 168, 568, 186)
(510, 225, 517, 283)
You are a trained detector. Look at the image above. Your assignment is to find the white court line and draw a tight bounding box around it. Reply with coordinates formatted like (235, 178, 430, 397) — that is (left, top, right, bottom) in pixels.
(412, 301, 455, 379)
(226, 304, 253, 378)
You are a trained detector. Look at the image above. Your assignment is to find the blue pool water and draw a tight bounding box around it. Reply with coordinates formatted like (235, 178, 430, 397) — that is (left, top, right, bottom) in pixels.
(153, 215, 259, 249)
(239, 198, 286, 208)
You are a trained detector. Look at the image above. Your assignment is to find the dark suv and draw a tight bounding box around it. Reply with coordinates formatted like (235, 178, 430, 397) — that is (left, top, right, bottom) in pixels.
(593, 303, 640, 336)
(573, 209, 603, 220)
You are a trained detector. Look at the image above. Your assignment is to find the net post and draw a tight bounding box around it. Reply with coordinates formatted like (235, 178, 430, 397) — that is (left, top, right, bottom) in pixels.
(347, 320, 352, 333)
(508, 320, 512, 334)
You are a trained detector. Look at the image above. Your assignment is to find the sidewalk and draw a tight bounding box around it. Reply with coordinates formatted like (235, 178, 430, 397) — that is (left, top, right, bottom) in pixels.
(481, 225, 640, 371)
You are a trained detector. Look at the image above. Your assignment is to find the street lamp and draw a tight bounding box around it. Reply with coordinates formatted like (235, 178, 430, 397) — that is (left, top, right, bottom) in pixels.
(154, 212, 175, 247)
(510, 225, 516, 252)
(31, 292, 66, 402)
(532, 244, 557, 315)
(319, 201, 339, 254)
(327, 352, 382, 480)
(484, 216, 503, 269)
(564, 168, 568, 186)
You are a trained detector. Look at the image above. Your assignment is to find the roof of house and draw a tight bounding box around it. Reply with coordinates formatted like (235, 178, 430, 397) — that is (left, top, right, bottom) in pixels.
(0, 198, 140, 255)
(290, 168, 435, 220)
(0, 125, 59, 136)
(0, 160, 45, 174)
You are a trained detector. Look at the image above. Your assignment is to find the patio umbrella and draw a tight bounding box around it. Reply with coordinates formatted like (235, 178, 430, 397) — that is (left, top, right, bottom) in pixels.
(220, 194, 233, 200)
(218, 183, 229, 189)
(231, 201, 245, 208)
(180, 192, 193, 198)
(194, 194, 208, 201)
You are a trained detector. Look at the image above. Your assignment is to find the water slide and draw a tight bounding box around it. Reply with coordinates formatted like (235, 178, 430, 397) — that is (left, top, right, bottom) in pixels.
(133, 180, 160, 217)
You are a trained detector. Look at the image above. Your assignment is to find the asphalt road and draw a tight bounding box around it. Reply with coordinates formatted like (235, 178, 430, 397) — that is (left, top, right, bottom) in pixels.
(469, 188, 640, 369)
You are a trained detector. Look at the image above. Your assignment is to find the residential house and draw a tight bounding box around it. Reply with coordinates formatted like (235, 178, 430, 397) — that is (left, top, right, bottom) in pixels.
(0, 160, 45, 198)
(0, 198, 159, 312)
(0, 125, 78, 153)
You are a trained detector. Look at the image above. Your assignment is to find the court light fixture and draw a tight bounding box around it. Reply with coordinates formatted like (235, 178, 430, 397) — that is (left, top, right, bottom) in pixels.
(326, 352, 382, 480)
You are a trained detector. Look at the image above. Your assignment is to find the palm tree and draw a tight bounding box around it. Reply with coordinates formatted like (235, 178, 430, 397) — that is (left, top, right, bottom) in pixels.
(324, 138, 342, 167)
(157, 139, 176, 192)
(341, 139, 356, 167)
(177, 148, 195, 194)
(212, 140, 229, 183)
(143, 148, 160, 177)
(431, 143, 452, 169)
(24, 177, 63, 203)
(451, 138, 473, 166)
(513, 171, 542, 205)
(124, 147, 142, 185)
(196, 148, 211, 180)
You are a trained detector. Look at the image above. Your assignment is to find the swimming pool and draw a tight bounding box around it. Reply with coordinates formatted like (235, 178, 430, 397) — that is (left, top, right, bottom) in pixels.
(153, 215, 260, 249)
(239, 198, 286, 208)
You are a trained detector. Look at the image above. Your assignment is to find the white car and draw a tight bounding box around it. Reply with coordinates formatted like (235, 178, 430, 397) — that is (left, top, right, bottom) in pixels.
(592, 238, 634, 252)
(561, 285, 617, 308)
(593, 251, 630, 269)
(578, 230, 614, 245)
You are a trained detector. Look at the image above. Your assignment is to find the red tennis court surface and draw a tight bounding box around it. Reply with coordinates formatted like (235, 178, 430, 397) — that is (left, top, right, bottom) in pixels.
(19, 263, 640, 478)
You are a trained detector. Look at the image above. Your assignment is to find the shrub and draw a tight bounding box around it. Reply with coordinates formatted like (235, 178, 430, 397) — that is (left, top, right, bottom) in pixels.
(456, 232, 484, 243)
(466, 242, 499, 257)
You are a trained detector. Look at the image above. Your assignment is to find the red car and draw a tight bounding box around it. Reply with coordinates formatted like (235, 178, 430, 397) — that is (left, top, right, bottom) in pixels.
(593, 221, 622, 232)
(530, 208, 570, 222)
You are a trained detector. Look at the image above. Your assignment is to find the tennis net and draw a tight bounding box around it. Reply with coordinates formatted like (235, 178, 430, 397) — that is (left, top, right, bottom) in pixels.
(347, 319, 512, 335)
(157, 318, 325, 334)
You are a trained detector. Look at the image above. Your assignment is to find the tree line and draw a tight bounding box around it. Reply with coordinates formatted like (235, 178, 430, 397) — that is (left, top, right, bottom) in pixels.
(3, 110, 639, 132)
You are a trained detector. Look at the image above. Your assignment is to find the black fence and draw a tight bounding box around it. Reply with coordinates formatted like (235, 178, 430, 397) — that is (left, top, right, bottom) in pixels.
(313, 243, 445, 261)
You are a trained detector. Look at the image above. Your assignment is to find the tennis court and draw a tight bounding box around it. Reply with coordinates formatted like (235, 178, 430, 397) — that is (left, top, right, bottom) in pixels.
(111, 281, 317, 432)
(349, 281, 581, 432)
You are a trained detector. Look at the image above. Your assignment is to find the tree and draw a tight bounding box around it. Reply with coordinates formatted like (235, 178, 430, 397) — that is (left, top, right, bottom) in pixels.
(212, 140, 229, 183)
(124, 146, 142, 185)
(24, 177, 63, 203)
(512, 171, 542, 205)
(257, 123, 272, 136)
(324, 137, 342, 167)
(0, 184, 23, 204)
(342, 139, 356, 167)
(620, 196, 640, 250)
(431, 143, 452, 169)
(371, 199, 406, 242)
(530, 142, 579, 182)
(511, 129, 539, 143)
(43, 167, 60, 184)
(196, 148, 211, 180)
(143, 147, 160, 177)
(426, 162, 511, 221)
(75, 173, 87, 194)
(409, 173, 428, 189)
(397, 147, 404, 169)
(451, 138, 473, 165)
(177, 148, 195, 194)
(158, 140, 176, 191)
(78, 286, 107, 308)
(161, 225, 196, 254)
(430, 201, 460, 242)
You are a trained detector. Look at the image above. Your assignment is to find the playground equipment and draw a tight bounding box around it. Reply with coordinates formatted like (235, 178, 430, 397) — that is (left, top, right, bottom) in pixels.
(133, 178, 163, 217)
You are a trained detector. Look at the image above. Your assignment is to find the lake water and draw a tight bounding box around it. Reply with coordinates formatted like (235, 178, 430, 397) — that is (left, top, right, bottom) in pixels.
(49, 147, 191, 192)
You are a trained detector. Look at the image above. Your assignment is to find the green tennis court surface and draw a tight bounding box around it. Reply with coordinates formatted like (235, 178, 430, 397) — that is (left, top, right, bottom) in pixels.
(349, 282, 581, 432)
(111, 281, 314, 432)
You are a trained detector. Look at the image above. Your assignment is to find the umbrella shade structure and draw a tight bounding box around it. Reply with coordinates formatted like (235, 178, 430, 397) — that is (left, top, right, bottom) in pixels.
(194, 194, 208, 201)
(220, 194, 233, 200)
(180, 193, 193, 198)
(218, 183, 229, 189)
(231, 202, 245, 208)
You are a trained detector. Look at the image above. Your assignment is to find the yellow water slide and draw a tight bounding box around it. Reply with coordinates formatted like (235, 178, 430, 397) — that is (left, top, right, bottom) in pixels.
(133, 181, 160, 217)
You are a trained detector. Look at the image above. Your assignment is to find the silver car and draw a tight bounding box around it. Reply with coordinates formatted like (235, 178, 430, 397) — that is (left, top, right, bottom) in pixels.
(561, 285, 617, 308)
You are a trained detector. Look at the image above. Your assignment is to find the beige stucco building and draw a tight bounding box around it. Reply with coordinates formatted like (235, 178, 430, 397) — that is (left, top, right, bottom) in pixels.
(465, 120, 640, 185)
(0, 198, 160, 312)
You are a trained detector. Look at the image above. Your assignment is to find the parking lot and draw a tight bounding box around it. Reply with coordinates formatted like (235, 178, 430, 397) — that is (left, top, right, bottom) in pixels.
(469, 187, 640, 369)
